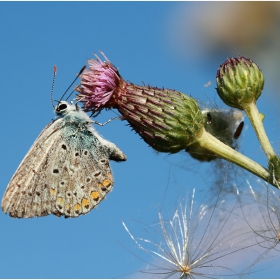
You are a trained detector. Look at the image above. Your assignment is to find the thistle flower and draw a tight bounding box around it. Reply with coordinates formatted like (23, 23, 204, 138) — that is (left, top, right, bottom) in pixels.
(122, 189, 268, 278)
(76, 52, 204, 154)
(76, 53, 121, 111)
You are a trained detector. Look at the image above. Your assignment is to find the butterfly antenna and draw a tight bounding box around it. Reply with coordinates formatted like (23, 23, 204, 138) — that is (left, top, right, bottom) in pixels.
(51, 65, 57, 109)
(60, 65, 86, 102)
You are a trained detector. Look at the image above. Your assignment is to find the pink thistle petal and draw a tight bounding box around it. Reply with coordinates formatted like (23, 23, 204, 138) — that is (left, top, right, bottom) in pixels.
(76, 52, 121, 111)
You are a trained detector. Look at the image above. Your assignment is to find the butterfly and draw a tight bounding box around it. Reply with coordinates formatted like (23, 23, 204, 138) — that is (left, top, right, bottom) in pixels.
(2, 101, 126, 218)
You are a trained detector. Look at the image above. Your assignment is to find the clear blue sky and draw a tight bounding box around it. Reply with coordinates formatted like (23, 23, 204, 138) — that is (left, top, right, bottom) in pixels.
(1, 2, 280, 278)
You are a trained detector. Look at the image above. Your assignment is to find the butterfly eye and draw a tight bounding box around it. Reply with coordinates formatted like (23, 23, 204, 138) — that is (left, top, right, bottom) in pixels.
(57, 103, 68, 112)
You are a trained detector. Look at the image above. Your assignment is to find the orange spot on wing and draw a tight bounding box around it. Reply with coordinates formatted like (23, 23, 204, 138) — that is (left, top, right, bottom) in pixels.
(102, 179, 111, 188)
(50, 188, 56, 196)
(90, 191, 99, 201)
(74, 203, 81, 211)
(82, 198, 90, 208)
(57, 197, 64, 205)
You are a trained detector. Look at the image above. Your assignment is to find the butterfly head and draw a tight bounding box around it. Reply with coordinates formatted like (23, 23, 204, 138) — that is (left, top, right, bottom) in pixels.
(54, 100, 93, 127)
(55, 101, 79, 116)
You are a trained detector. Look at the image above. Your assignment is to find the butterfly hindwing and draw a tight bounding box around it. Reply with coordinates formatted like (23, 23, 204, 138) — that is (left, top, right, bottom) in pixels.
(48, 115, 114, 217)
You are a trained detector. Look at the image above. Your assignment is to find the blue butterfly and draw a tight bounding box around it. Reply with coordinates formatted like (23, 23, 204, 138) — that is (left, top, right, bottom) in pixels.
(2, 101, 126, 218)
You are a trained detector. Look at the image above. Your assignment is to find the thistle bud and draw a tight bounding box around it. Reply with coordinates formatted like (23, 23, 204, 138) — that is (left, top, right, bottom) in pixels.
(76, 52, 204, 153)
(216, 57, 264, 110)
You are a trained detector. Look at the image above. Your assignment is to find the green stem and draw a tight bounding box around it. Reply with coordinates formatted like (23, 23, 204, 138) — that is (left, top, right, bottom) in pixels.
(196, 129, 279, 189)
(243, 102, 276, 160)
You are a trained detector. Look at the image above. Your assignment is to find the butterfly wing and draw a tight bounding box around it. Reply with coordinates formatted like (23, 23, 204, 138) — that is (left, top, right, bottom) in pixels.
(47, 116, 116, 218)
(2, 120, 59, 217)
(2, 116, 117, 218)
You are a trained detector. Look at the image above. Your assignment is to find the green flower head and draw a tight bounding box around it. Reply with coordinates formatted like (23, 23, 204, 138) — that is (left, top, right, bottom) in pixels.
(216, 56, 264, 110)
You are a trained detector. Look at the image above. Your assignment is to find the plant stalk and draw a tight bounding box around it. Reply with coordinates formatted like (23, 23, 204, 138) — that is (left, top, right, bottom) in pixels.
(243, 102, 276, 160)
(196, 129, 279, 189)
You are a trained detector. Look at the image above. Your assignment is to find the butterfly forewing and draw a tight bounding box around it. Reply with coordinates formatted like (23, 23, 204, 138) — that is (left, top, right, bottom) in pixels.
(2, 102, 126, 218)
(2, 121, 58, 218)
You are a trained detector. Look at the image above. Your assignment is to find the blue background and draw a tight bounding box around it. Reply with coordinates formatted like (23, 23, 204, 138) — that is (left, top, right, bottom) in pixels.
(1, 2, 280, 278)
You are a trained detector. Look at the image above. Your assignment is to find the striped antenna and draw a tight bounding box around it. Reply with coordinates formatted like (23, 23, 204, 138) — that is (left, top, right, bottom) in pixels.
(50, 65, 57, 109)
